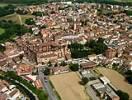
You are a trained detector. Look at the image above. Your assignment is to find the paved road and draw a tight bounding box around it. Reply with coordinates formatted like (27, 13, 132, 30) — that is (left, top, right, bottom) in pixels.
(38, 67, 58, 100)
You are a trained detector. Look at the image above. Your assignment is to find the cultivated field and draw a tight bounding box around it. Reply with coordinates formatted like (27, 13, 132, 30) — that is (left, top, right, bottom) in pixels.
(97, 67, 132, 98)
(50, 72, 89, 100)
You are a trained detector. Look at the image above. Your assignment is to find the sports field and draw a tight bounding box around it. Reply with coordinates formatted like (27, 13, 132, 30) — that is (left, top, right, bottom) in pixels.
(97, 67, 132, 98)
(50, 72, 89, 100)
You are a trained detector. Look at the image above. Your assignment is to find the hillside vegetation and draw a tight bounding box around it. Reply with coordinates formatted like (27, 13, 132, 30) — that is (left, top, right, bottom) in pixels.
(0, 0, 132, 6)
(0, 0, 132, 4)
(0, 0, 48, 4)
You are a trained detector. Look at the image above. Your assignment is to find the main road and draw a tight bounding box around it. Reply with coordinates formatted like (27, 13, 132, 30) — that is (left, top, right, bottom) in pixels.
(38, 67, 58, 100)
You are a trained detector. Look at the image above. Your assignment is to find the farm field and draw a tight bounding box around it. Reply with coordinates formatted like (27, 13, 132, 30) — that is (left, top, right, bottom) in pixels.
(97, 67, 132, 98)
(50, 72, 89, 100)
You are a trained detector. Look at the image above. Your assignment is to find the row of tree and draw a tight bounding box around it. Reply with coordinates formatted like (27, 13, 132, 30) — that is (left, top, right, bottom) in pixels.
(68, 38, 108, 58)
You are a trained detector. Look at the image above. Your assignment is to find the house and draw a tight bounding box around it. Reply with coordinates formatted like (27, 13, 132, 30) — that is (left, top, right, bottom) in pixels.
(0, 80, 23, 100)
(81, 61, 96, 69)
(34, 79, 43, 89)
(0, 93, 7, 100)
(0, 53, 7, 67)
(8, 89, 21, 100)
(105, 48, 117, 59)
(52, 66, 69, 75)
(99, 76, 110, 85)
(92, 82, 119, 100)
(17, 64, 33, 76)
(25, 75, 37, 82)
(88, 54, 97, 61)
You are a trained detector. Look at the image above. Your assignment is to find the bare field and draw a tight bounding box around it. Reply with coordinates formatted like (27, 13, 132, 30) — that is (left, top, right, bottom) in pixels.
(97, 67, 132, 98)
(50, 72, 89, 100)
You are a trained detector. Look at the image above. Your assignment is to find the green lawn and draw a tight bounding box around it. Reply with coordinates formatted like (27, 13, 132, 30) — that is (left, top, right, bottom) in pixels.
(0, 27, 5, 35)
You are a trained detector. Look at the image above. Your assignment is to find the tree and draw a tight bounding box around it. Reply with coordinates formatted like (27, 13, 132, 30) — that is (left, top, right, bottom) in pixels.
(125, 70, 132, 76)
(60, 61, 67, 66)
(0, 45, 5, 52)
(47, 61, 52, 67)
(97, 37, 105, 43)
(112, 63, 119, 68)
(25, 18, 35, 25)
(126, 76, 132, 84)
(68, 38, 107, 58)
(0, 5, 15, 17)
(32, 11, 44, 17)
(41, 24, 47, 29)
(82, 77, 88, 85)
(94, 42, 108, 54)
(124, 10, 132, 16)
(16, 9, 28, 15)
(116, 90, 129, 100)
(43, 67, 50, 75)
(69, 63, 79, 71)
(125, 70, 132, 84)
(88, 39, 97, 48)
(68, 42, 82, 50)
(54, 63, 58, 67)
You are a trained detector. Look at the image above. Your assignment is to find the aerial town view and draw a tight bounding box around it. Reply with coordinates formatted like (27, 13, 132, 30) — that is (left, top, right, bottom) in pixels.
(0, 0, 132, 100)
